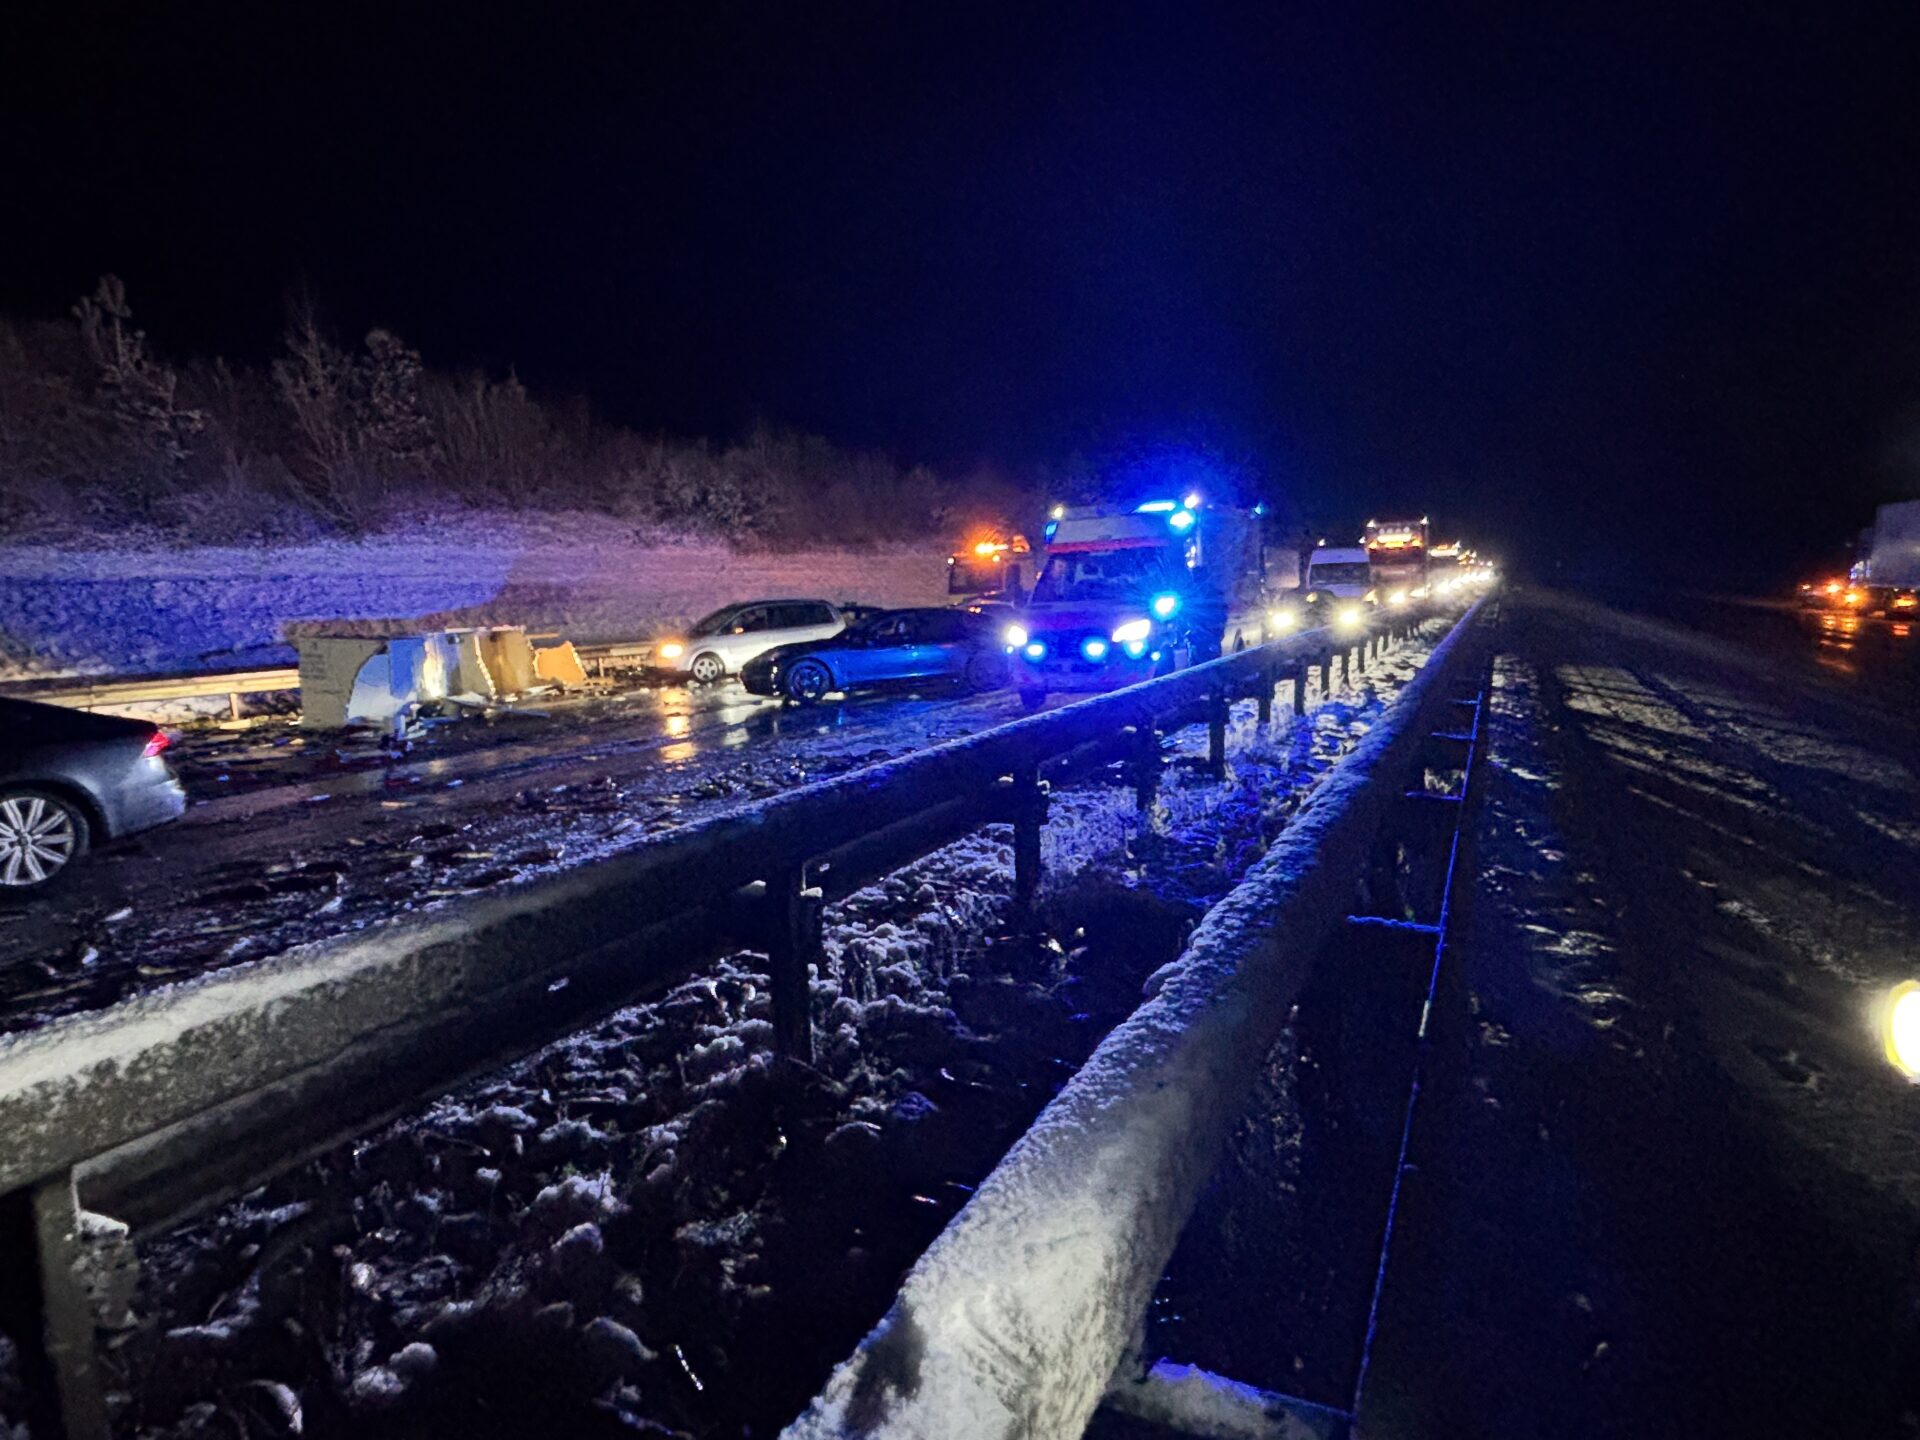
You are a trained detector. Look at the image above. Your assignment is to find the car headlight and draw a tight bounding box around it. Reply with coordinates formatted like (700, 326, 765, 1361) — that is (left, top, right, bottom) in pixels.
(1306, 591, 1318, 603)
(1335, 603, 1364, 630)
(1267, 608, 1298, 633)
(1004, 624, 1028, 648)
(1111, 618, 1152, 645)
(658, 641, 685, 660)
(1884, 980, 1920, 1080)
(1388, 590, 1409, 607)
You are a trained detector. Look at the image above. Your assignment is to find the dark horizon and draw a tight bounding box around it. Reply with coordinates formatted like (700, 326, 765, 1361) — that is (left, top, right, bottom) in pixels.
(5, 2, 1919, 587)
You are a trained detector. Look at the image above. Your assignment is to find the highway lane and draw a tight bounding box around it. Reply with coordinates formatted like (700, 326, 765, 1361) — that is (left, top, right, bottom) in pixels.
(1363, 590, 1920, 1437)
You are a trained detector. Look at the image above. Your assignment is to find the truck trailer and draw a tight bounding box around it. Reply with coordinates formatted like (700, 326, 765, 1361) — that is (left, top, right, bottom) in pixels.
(1855, 501, 1920, 614)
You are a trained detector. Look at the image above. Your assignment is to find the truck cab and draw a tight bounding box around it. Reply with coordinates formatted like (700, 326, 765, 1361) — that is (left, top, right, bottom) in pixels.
(945, 536, 1030, 606)
(1009, 497, 1265, 706)
(1365, 518, 1431, 607)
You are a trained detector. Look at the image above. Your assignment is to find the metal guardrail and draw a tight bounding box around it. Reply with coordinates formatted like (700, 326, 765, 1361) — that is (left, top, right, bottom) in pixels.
(0, 638, 650, 715)
(1, 667, 303, 714)
(0, 601, 1461, 1440)
(783, 598, 1490, 1440)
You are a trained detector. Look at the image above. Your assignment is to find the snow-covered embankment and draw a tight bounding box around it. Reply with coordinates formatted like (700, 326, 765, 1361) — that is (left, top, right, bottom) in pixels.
(0, 515, 948, 680)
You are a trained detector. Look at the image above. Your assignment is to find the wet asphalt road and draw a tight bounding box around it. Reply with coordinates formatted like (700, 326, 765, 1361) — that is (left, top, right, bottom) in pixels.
(1360, 590, 1920, 1437)
(1609, 588, 1920, 715)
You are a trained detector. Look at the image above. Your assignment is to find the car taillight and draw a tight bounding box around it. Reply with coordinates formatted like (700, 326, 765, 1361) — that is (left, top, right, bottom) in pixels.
(142, 730, 172, 758)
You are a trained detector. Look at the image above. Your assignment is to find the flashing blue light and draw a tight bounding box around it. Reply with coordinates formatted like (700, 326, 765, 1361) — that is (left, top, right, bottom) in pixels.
(1168, 509, 1196, 532)
(1081, 636, 1109, 662)
(1183, 492, 1202, 510)
(1151, 591, 1181, 619)
(1253, 501, 1268, 517)
(1122, 638, 1148, 659)
(1134, 499, 1178, 514)
(1043, 520, 1059, 541)
(1023, 641, 1047, 661)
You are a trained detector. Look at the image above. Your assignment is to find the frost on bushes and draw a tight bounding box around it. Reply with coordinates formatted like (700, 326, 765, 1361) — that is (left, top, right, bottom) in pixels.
(0, 274, 1021, 545)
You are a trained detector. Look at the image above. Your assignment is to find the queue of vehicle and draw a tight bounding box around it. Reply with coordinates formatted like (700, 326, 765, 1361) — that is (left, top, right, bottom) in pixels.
(0, 493, 1486, 891)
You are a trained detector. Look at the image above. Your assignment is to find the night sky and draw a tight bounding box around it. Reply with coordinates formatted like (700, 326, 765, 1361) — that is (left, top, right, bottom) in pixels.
(5, 2, 1919, 584)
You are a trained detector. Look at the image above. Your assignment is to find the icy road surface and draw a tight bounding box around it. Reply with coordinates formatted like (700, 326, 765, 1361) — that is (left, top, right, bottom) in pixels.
(1360, 590, 1920, 1438)
(0, 678, 1041, 1031)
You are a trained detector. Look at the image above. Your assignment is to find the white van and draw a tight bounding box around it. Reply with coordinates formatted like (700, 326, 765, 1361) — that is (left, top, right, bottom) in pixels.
(1304, 547, 1373, 608)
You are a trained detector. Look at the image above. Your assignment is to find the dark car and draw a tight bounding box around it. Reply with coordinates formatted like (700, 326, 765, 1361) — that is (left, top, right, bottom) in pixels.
(959, 599, 1024, 637)
(740, 607, 1010, 704)
(0, 697, 187, 890)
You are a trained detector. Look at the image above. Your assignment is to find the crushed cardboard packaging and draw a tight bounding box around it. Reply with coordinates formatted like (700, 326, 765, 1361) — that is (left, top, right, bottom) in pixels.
(292, 624, 577, 729)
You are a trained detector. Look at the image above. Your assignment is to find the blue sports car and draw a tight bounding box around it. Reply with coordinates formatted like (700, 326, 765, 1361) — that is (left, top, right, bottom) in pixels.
(740, 607, 1009, 704)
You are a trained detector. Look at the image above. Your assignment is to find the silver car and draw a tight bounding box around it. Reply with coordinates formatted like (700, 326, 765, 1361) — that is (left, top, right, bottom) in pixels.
(0, 697, 188, 890)
(651, 599, 846, 684)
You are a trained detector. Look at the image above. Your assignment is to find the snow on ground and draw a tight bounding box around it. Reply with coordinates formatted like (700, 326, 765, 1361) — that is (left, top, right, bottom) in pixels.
(0, 515, 947, 679)
(71, 627, 1445, 1440)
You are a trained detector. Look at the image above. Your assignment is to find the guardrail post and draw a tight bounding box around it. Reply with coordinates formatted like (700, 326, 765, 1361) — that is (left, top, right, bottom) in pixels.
(0, 1174, 111, 1440)
(1292, 658, 1307, 716)
(1256, 661, 1274, 724)
(1007, 761, 1049, 926)
(766, 863, 823, 1064)
(1128, 724, 1161, 811)
(1341, 647, 1352, 687)
(1319, 651, 1333, 697)
(1206, 683, 1229, 779)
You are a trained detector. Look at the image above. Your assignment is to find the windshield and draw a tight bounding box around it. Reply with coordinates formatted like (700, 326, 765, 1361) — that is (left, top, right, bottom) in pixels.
(1033, 548, 1174, 603)
(1307, 562, 1371, 586)
(948, 560, 1004, 594)
(688, 606, 737, 636)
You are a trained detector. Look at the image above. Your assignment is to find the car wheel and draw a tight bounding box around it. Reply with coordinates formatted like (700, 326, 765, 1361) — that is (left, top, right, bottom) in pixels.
(689, 652, 726, 685)
(786, 659, 833, 705)
(0, 789, 90, 891)
(965, 652, 1007, 693)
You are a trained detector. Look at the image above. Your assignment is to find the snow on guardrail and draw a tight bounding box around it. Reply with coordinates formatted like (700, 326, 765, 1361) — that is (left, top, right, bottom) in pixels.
(783, 599, 1487, 1440)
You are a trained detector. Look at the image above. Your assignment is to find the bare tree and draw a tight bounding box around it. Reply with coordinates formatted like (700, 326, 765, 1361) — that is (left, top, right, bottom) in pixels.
(71, 275, 206, 498)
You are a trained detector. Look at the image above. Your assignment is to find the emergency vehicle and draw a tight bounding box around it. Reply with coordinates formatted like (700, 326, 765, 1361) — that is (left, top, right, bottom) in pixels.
(1008, 495, 1268, 706)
